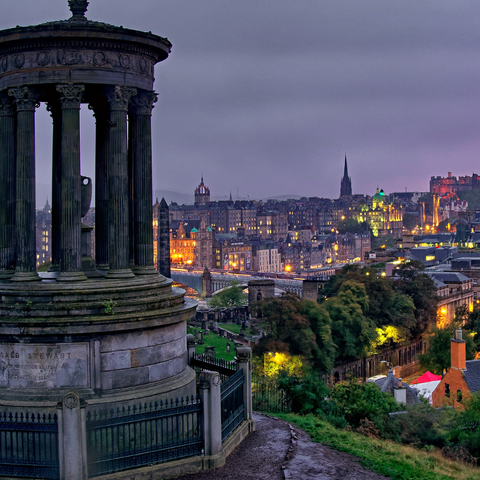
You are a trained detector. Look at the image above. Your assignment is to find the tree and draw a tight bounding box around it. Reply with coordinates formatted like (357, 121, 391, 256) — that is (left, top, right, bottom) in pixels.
(418, 322, 476, 375)
(337, 218, 368, 234)
(207, 281, 247, 308)
(393, 261, 438, 333)
(254, 293, 336, 374)
(325, 280, 377, 360)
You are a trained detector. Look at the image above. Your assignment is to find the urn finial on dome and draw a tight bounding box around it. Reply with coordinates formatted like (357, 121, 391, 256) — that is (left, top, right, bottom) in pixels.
(68, 0, 89, 20)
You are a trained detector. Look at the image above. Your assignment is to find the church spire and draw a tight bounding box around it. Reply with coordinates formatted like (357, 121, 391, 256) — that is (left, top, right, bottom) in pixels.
(340, 154, 352, 197)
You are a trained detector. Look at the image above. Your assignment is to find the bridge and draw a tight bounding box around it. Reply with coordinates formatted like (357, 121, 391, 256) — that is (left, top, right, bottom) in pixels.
(170, 270, 304, 297)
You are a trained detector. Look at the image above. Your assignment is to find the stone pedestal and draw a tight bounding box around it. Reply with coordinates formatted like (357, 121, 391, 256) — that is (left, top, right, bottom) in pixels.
(58, 391, 87, 480)
(198, 371, 222, 458)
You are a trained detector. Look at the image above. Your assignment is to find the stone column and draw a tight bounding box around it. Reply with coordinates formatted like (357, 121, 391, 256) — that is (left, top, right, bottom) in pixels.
(129, 90, 158, 275)
(47, 101, 62, 272)
(158, 197, 171, 277)
(8, 86, 40, 282)
(198, 370, 222, 459)
(56, 84, 87, 281)
(90, 100, 110, 270)
(236, 347, 253, 422)
(104, 85, 136, 279)
(57, 391, 87, 480)
(0, 92, 16, 279)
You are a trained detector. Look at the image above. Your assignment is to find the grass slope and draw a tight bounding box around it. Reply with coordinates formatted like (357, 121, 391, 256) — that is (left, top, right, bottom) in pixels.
(274, 413, 479, 480)
(189, 327, 236, 361)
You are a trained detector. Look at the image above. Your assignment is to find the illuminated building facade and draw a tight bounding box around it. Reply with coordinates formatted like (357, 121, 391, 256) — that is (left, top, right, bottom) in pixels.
(428, 272, 474, 327)
(213, 236, 252, 271)
(36, 200, 52, 267)
(170, 223, 195, 265)
(256, 211, 288, 241)
(430, 172, 480, 195)
(352, 188, 403, 237)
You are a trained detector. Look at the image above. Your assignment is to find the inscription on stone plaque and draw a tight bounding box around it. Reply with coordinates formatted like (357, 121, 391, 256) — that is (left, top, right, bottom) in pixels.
(0, 343, 89, 389)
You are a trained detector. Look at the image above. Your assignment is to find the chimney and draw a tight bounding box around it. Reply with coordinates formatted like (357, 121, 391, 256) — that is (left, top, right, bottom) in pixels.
(451, 328, 466, 370)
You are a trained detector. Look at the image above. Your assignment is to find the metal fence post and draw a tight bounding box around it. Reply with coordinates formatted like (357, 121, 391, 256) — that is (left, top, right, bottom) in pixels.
(58, 391, 87, 480)
(198, 370, 222, 457)
(236, 347, 252, 421)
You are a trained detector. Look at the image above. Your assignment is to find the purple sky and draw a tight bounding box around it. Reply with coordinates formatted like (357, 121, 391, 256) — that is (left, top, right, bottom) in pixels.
(2, 0, 480, 204)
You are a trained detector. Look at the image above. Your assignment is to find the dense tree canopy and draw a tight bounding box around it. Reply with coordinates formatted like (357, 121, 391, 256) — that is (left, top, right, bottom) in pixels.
(255, 262, 440, 369)
(207, 281, 247, 308)
(336, 218, 369, 234)
(324, 281, 377, 360)
(254, 293, 336, 374)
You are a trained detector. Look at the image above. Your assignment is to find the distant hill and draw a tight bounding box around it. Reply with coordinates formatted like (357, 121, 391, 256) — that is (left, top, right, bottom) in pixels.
(153, 189, 192, 205)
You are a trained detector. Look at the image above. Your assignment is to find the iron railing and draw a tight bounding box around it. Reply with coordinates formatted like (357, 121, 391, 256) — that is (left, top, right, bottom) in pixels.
(191, 354, 237, 382)
(86, 396, 203, 477)
(220, 369, 245, 441)
(0, 411, 59, 479)
(252, 376, 291, 413)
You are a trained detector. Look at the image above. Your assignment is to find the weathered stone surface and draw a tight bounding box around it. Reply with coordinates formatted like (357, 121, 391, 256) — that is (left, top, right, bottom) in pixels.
(148, 359, 176, 383)
(147, 321, 186, 346)
(0, 343, 89, 388)
(107, 366, 150, 389)
(100, 350, 132, 371)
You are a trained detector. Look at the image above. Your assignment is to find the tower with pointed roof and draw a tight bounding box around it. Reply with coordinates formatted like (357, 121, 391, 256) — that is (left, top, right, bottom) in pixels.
(340, 154, 352, 197)
(194, 175, 211, 205)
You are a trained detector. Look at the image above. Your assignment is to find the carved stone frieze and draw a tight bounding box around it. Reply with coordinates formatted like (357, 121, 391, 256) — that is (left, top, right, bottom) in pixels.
(36, 51, 50, 66)
(8, 86, 40, 111)
(0, 48, 154, 77)
(56, 84, 85, 109)
(130, 90, 158, 116)
(15, 53, 25, 69)
(0, 91, 14, 116)
(105, 85, 137, 111)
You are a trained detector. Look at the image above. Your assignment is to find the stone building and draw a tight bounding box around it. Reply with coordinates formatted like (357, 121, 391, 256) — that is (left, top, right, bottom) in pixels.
(427, 271, 474, 326)
(432, 329, 480, 409)
(194, 175, 211, 205)
(213, 235, 252, 271)
(252, 242, 282, 273)
(35, 200, 52, 267)
(430, 172, 480, 195)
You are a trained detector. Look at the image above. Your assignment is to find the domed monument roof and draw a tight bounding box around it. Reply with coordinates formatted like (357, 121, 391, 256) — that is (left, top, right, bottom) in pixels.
(0, 0, 171, 93)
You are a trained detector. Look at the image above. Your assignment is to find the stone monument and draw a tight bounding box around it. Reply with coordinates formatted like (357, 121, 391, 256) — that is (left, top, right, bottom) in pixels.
(0, 0, 196, 412)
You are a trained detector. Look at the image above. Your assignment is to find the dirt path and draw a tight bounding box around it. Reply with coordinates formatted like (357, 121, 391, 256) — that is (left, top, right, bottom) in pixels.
(175, 413, 390, 480)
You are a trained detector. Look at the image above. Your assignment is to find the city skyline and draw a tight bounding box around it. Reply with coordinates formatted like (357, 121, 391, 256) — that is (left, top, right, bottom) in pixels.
(2, 0, 480, 204)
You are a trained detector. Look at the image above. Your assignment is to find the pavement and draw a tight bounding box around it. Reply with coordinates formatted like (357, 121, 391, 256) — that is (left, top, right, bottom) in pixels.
(175, 413, 390, 480)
